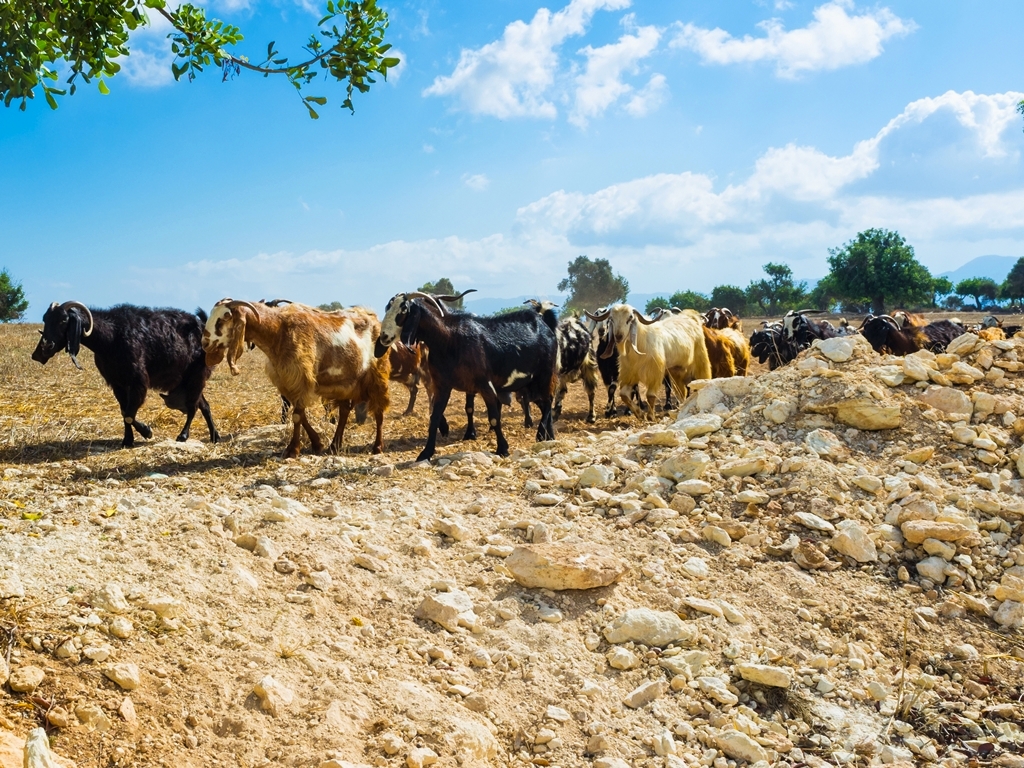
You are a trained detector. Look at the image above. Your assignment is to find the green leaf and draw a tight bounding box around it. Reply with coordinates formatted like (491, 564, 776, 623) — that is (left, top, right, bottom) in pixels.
(305, 95, 327, 105)
(44, 91, 58, 109)
(306, 104, 320, 119)
(267, 41, 275, 58)
(98, 79, 110, 95)
(381, 57, 399, 68)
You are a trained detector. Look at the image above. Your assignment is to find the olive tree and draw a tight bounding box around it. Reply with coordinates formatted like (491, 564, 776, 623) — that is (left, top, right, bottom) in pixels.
(825, 229, 932, 314)
(557, 256, 628, 312)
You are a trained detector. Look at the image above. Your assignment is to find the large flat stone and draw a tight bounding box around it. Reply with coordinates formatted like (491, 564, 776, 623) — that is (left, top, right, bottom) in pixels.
(504, 545, 627, 590)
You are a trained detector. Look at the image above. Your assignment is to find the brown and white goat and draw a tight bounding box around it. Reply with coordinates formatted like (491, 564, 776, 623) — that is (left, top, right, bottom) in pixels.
(202, 299, 390, 457)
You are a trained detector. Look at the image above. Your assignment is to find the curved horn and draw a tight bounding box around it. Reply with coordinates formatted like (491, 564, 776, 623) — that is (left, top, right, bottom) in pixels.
(523, 298, 541, 308)
(796, 308, 826, 315)
(60, 301, 93, 336)
(585, 309, 610, 322)
(264, 298, 292, 307)
(632, 309, 658, 325)
(876, 314, 900, 330)
(434, 289, 477, 303)
(405, 291, 446, 316)
(228, 300, 260, 315)
(722, 308, 735, 317)
(650, 308, 666, 320)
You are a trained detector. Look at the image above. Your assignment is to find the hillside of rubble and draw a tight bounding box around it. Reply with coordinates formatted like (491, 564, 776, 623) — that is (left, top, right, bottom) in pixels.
(1, 322, 1023, 768)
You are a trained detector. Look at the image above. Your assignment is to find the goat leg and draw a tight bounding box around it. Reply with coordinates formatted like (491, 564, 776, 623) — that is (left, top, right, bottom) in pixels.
(328, 400, 353, 455)
(176, 407, 196, 442)
(198, 394, 220, 443)
(402, 380, 417, 417)
(372, 406, 384, 454)
(417, 387, 452, 462)
(519, 392, 534, 428)
(285, 411, 304, 458)
(481, 394, 509, 457)
(463, 393, 477, 441)
(534, 395, 555, 442)
(604, 382, 617, 418)
(619, 383, 646, 420)
(279, 396, 291, 424)
(300, 410, 324, 455)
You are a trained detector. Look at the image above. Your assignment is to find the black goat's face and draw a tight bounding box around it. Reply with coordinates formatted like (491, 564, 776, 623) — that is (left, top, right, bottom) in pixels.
(32, 303, 83, 365)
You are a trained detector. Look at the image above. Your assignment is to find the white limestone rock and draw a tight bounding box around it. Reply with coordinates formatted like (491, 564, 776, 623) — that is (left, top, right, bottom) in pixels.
(604, 608, 697, 647)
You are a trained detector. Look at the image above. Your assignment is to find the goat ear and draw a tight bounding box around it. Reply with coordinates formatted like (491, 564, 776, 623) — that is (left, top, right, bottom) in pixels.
(66, 311, 83, 358)
(400, 303, 421, 345)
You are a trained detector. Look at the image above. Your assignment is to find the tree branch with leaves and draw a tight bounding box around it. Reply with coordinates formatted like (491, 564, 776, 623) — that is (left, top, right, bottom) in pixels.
(0, 0, 399, 118)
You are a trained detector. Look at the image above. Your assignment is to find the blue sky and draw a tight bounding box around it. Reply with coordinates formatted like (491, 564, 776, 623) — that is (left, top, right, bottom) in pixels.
(1, 0, 1022, 317)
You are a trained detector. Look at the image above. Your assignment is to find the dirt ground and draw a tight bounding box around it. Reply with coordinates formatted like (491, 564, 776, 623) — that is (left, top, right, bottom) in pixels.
(1, 316, 1022, 768)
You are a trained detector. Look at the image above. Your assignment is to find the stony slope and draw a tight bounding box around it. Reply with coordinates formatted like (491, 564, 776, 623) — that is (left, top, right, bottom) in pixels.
(1, 328, 1023, 768)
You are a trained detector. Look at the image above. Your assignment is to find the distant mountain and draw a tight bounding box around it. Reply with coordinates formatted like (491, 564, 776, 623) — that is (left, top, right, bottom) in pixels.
(939, 255, 1019, 284)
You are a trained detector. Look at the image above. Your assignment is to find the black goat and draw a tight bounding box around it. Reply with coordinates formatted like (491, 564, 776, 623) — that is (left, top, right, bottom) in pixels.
(32, 302, 219, 448)
(861, 315, 964, 355)
(519, 301, 600, 425)
(749, 321, 799, 370)
(376, 292, 557, 460)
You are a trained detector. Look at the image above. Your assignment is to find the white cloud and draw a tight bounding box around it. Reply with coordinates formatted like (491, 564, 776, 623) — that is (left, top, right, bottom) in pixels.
(623, 73, 668, 117)
(121, 5, 176, 87)
(132, 91, 1024, 308)
(386, 49, 407, 83)
(570, 20, 662, 127)
(423, 144, 435, 153)
(518, 89, 1024, 240)
(424, 0, 630, 119)
(121, 46, 176, 87)
(463, 173, 491, 191)
(671, 1, 916, 78)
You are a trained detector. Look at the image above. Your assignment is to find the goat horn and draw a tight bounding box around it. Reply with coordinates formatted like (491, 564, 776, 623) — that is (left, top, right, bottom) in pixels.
(405, 291, 446, 316)
(723, 308, 735, 317)
(434, 289, 477, 303)
(264, 298, 292, 307)
(796, 309, 826, 315)
(585, 309, 610, 321)
(632, 309, 658, 325)
(60, 301, 93, 337)
(228, 300, 260, 315)
(877, 315, 900, 330)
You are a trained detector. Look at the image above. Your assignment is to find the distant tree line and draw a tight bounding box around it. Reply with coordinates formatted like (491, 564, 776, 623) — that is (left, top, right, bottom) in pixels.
(639, 230, 1024, 317)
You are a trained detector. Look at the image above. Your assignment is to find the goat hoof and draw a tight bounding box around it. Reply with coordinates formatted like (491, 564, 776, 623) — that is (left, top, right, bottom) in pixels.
(176, 434, 188, 443)
(463, 431, 477, 441)
(586, 415, 596, 424)
(371, 445, 383, 455)
(210, 432, 221, 444)
(415, 449, 434, 462)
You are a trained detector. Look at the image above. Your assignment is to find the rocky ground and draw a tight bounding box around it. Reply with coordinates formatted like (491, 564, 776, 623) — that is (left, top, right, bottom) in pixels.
(1, 321, 1023, 768)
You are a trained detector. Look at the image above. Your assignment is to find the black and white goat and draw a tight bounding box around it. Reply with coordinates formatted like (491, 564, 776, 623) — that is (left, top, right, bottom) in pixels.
(749, 321, 799, 370)
(782, 309, 839, 347)
(519, 300, 600, 425)
(32, 302, 219, 447)
(376, 292, 558, 460)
